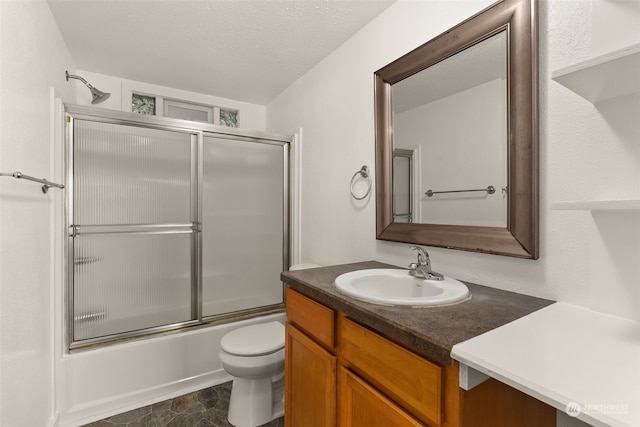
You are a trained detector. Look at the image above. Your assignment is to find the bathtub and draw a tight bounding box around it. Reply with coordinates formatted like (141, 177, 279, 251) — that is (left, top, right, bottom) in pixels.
(55, 311, 286, 427)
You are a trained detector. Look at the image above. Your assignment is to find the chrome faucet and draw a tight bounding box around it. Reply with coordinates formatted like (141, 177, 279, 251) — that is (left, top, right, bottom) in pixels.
(408, 246, 444, 281)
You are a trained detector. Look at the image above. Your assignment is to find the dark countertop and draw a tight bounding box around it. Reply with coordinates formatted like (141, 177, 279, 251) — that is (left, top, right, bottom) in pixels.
(281, 261, 554, 366)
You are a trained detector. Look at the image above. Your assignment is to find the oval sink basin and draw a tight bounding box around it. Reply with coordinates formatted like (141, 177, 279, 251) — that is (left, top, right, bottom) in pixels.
(334, 269, 470, 306)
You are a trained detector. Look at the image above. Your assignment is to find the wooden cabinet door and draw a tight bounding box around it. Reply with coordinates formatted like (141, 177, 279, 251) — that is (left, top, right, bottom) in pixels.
(340, 317, 443, 425)
(285, 322, 337, 427)
(339, 367, 425, 427)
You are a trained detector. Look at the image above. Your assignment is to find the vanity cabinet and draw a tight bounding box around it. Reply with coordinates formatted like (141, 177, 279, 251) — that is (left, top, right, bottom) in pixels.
(285, 287, 337, 427)
(285, 286, 555, 427)
(285, 323, 336, 427)
(340, 316, 444, 425)
(339, 367, 423, 427)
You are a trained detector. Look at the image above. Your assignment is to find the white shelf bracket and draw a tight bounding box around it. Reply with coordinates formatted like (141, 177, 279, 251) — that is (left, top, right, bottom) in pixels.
(458, 363, 490, 391)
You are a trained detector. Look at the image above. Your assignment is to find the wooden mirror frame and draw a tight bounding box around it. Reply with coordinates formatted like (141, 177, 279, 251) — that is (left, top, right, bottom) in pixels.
(375, 0, 538, 259)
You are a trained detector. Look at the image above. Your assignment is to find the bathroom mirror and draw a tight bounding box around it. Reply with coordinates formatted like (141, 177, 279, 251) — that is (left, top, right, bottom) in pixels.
(375, 0, 538, 259)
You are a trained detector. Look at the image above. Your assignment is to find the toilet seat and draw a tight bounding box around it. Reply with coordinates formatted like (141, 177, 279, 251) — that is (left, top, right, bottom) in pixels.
(221, 321, 285, 356)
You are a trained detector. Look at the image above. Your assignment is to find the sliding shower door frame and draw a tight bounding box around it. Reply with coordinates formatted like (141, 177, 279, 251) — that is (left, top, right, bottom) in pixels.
(65, 105, 291, 350)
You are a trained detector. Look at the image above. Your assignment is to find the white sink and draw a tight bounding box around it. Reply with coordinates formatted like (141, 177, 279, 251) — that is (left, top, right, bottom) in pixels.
(334, 268, 470, 306)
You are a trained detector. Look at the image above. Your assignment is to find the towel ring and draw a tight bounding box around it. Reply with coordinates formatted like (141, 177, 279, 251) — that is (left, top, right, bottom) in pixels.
(350, 165, 371, 200)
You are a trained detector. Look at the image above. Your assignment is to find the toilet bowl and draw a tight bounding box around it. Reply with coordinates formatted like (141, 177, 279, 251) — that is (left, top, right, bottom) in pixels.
(219, 321, 285, 427)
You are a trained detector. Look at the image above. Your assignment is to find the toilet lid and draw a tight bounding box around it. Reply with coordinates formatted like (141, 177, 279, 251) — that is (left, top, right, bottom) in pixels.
(221, 321, 285, 356)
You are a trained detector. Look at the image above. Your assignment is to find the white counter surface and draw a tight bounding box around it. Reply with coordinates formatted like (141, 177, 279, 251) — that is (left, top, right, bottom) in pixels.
(451, 302, 640, 427)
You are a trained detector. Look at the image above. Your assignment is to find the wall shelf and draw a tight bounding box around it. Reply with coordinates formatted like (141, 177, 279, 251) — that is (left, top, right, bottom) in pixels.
(552, 199, 640, 211)
(552, 43, 640, 104)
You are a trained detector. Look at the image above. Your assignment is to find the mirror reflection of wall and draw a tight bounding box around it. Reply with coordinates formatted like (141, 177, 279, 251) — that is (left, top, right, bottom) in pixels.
(392, 30, 508, 227)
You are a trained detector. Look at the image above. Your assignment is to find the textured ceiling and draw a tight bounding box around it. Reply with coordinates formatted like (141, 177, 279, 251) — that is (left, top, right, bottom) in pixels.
(47, 0, 394, 105)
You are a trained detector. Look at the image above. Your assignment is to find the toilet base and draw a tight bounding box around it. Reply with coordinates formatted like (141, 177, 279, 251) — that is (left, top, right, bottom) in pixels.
(227, 376, 284, 427)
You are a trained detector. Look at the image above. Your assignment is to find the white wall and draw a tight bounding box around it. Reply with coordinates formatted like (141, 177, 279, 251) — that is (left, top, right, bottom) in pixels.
(0, 1, 76, 426)
(70, 70, 267, 131)
(268, 0, 495, 266)
(267, 0, 640, 320)
(591, 0, 640, 55)
(394, 78, 508, 227)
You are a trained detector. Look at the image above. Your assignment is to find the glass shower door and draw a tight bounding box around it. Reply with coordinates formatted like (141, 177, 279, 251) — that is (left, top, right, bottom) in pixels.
(201, 136, 286, 317)
(71, 119, 198, 344)
(67, 108, 290, 349)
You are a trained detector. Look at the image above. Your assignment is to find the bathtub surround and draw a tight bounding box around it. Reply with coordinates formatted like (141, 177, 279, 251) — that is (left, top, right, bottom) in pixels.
(56, 311, 286, 426)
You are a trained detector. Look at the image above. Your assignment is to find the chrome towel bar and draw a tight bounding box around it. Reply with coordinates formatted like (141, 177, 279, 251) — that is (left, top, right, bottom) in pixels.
(0, 171, 65, 194)
(426, 185, 496, 198)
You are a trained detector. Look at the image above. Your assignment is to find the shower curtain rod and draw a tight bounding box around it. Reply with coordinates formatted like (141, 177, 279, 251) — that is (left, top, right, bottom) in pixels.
(0, 171, 65, 194)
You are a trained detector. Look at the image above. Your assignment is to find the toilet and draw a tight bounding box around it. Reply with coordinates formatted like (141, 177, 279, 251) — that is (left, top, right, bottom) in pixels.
(219, 263, 321, 426)
(219, 321, 286, 427)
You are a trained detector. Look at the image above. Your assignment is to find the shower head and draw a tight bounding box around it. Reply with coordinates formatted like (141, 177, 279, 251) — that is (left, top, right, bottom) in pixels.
(65, 71, 111, 105)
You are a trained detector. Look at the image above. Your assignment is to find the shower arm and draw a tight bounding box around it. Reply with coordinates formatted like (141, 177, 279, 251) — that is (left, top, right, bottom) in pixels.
(66, 71, 96, 89)
(65, 70, 111, 104)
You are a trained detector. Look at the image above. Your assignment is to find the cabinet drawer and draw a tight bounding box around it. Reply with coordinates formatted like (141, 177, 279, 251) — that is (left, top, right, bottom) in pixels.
(286, 287, 335, 348)
(340, 317, 443, 426)
(340, 367, 425, 427)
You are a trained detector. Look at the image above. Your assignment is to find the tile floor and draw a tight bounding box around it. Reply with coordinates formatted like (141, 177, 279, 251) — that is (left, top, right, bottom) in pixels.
(81, 381, 284, 427)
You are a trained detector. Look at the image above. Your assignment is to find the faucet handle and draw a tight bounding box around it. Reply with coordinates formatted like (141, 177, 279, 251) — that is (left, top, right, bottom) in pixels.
(409, 246, 444, 281)
(410, 246, 430, 265)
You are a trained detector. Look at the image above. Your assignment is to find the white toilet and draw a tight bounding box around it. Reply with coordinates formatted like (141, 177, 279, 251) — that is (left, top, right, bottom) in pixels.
(219, 263, 321, 426)
(219, 321, 286, 427)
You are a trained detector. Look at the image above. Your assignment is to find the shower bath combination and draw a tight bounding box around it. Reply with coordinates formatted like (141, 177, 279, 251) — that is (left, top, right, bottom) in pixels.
(66, 70, 111, 104)
(65, 105, 290, 350)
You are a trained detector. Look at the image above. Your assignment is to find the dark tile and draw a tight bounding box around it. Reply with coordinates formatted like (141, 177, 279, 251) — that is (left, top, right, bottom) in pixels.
(202, 407, 230, 426)
(81, 421, 115, 427)
(164, 412, 205, 427)
(213, 383, 232, 404)
(128, 410, 177, 427)
(197, 387, 219, 410)
(171, 392, 200, 413)
(212, 396, 230, 412)
(87, 382, 282, 427)
(152, 400, 172, 412)
(106, 406, 152, 424)
(182, 402, 206, 415)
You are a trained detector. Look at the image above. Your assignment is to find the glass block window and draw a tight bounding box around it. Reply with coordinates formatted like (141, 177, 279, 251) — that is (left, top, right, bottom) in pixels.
(130, 91, 240, 128)
(132, 93, 156, 115)
(220, 109, 238, 127)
